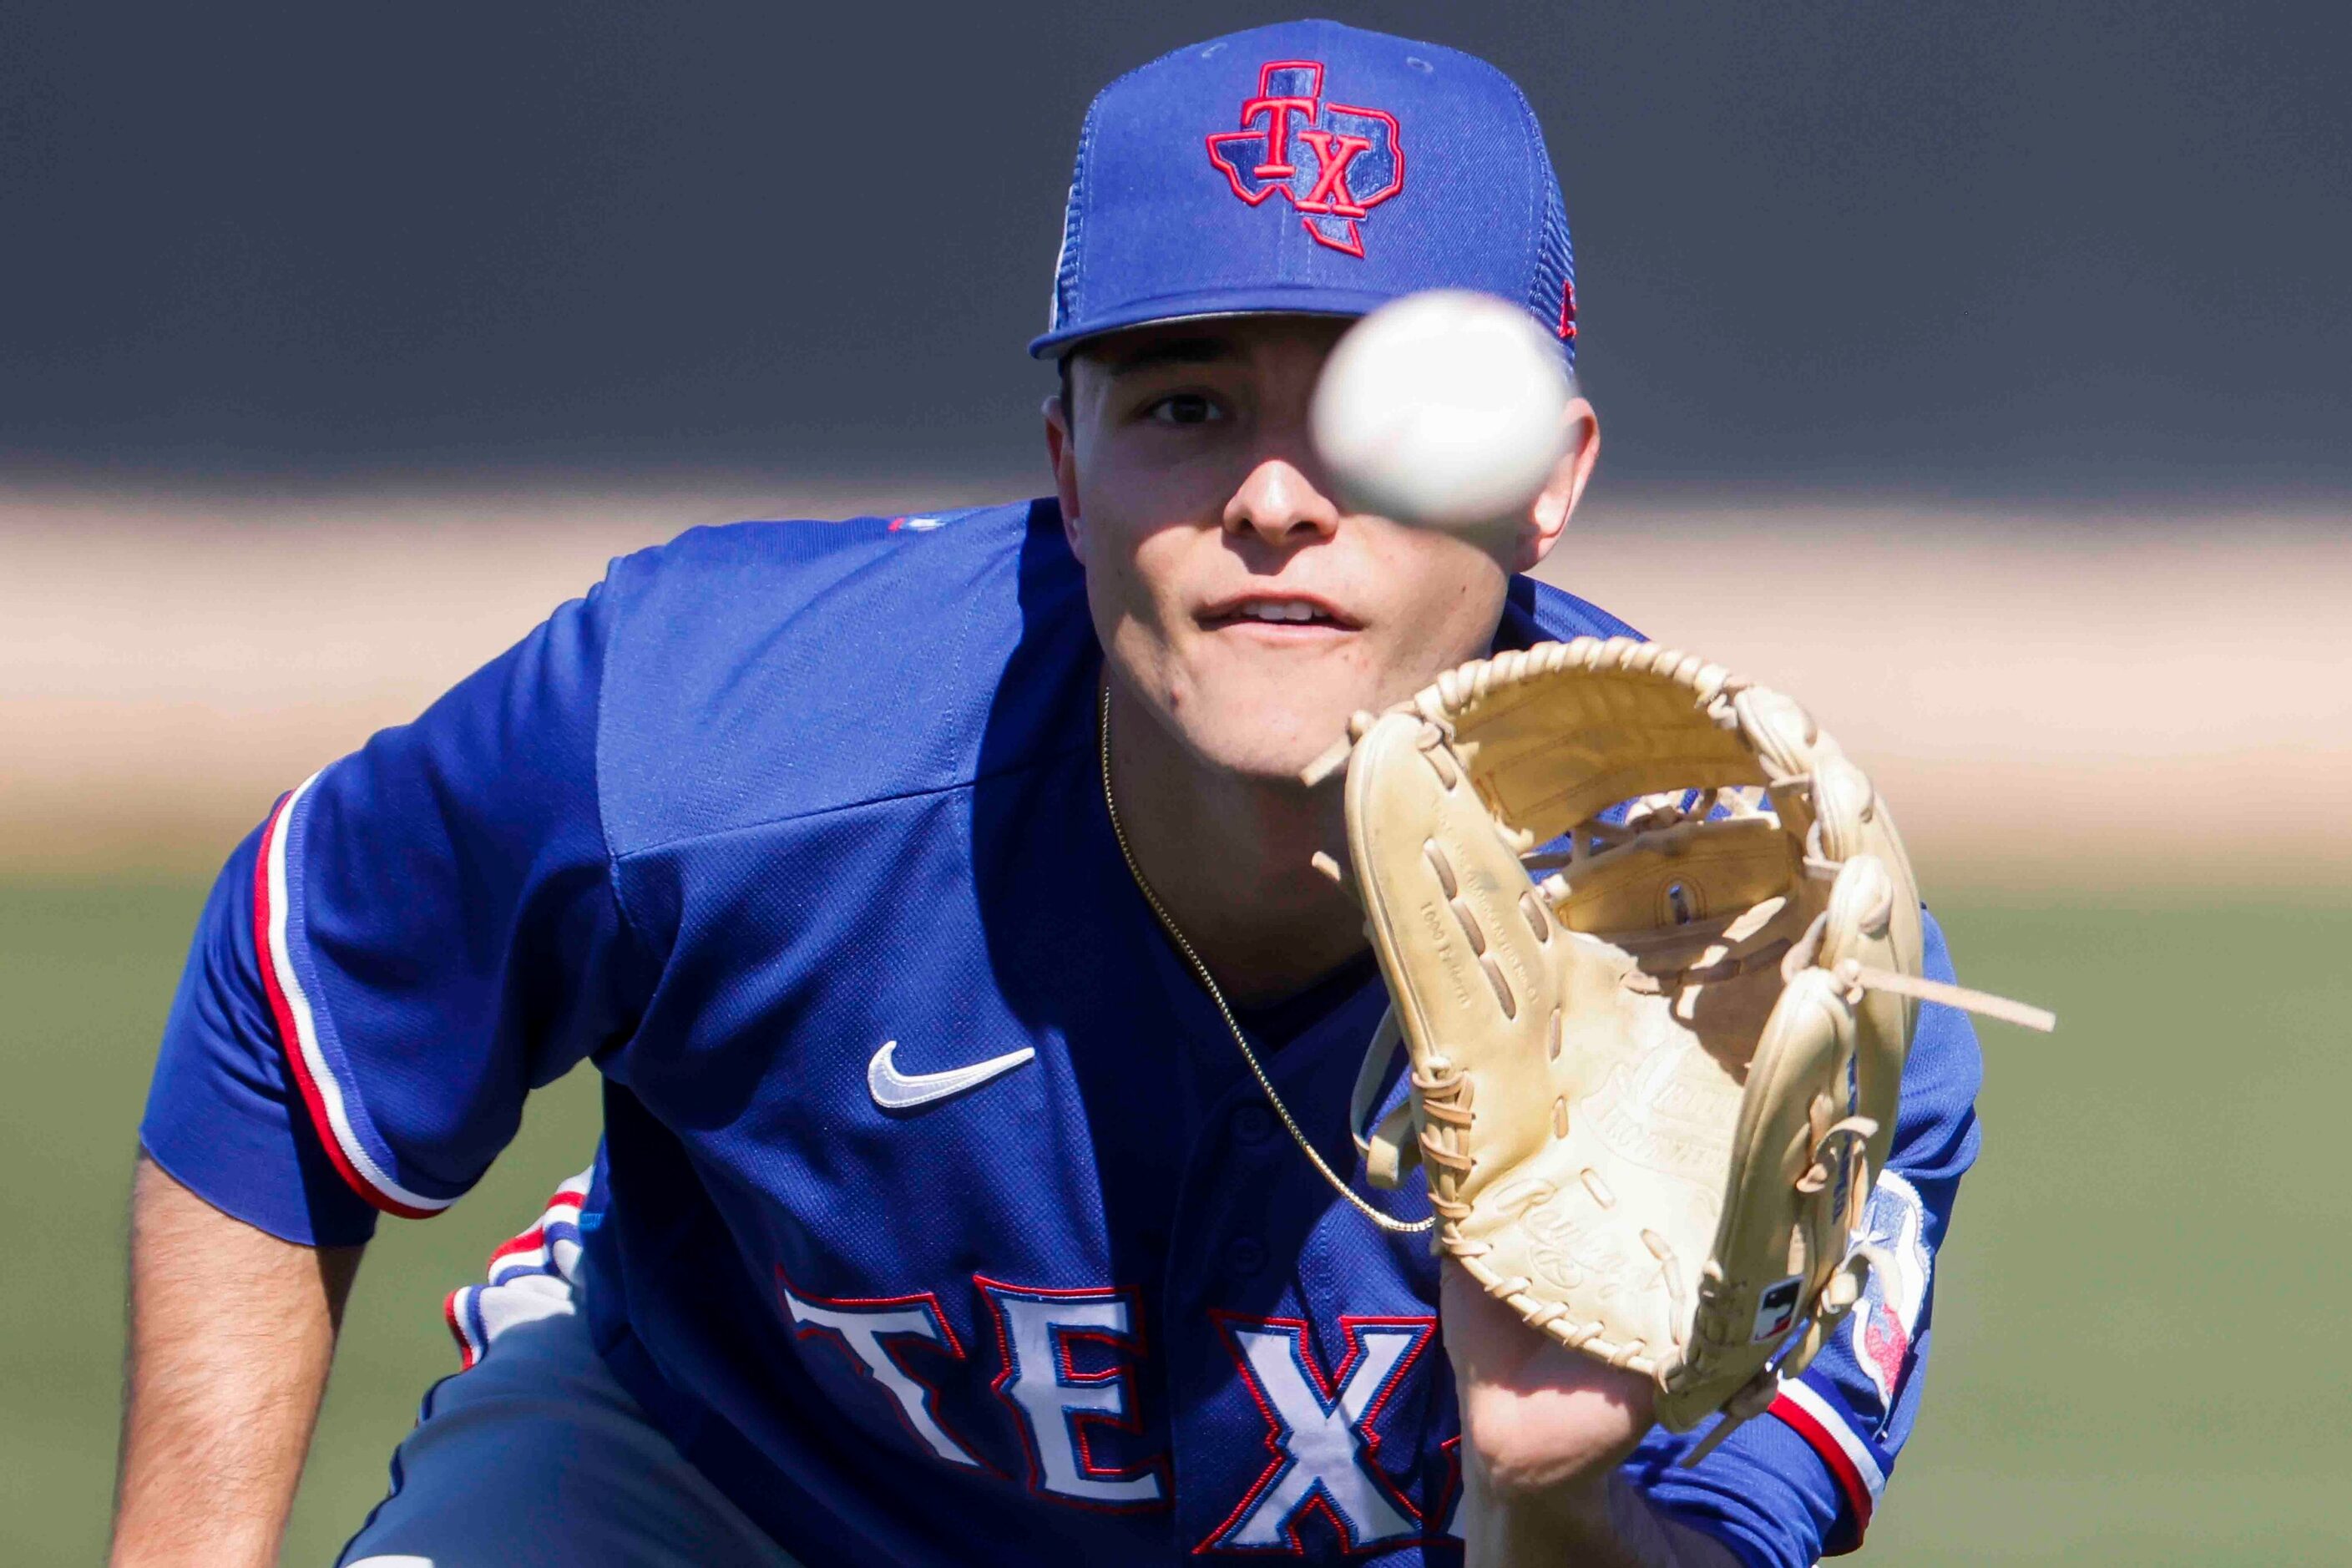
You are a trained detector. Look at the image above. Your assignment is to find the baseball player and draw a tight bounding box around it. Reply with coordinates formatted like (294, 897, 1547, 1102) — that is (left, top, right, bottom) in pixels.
(113, 21, 1980, 1567)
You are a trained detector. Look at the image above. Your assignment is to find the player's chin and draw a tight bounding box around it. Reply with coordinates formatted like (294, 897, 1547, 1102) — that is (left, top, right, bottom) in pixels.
(1176, 642, 1381, 781)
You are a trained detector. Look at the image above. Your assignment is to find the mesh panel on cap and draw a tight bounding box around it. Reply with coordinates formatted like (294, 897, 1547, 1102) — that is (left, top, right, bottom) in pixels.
(1510, 83, 1579, 366)
(1534, 177, 1578, 365)
(1045, 99, 1099, 337)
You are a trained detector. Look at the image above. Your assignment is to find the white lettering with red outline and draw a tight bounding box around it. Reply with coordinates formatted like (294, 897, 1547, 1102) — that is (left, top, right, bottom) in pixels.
(1203, 1312, 1434, 1554)
(976, 1277, 1168, 1511)
(778, 1269, 989, 1471)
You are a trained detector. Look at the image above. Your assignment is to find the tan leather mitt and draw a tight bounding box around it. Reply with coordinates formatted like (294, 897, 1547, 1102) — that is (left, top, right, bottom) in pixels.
(1308, 636, 2046, 1451)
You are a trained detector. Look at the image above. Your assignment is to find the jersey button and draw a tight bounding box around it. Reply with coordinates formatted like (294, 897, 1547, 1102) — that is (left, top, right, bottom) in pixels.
(1232, 1104, 1276, 1145)
(1227, 1235, 1267, 1277)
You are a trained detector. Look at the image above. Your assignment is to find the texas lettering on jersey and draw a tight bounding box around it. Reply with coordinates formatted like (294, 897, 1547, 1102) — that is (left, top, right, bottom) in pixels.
(789, 1271, 1454, 1550)
(455, 1178, 1459, 1555)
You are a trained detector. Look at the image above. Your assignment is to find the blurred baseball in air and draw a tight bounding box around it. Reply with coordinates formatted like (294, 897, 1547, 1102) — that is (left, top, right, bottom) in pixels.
(1309, 289, 1575, 530)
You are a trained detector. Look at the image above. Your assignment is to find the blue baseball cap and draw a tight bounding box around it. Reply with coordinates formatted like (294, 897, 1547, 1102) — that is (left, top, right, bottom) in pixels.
(1032, 19, 1577, 362)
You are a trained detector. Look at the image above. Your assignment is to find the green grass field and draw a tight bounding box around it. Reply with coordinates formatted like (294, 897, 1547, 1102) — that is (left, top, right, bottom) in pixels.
(3, 879, 2340, 1565)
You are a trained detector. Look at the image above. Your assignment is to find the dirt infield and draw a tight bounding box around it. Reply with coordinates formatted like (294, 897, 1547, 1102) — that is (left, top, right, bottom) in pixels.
(4, 481, 2344, 885)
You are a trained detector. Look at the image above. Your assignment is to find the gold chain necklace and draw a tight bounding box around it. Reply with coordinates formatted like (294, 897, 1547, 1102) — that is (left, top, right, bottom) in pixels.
(1097, 682, 1433, 1236)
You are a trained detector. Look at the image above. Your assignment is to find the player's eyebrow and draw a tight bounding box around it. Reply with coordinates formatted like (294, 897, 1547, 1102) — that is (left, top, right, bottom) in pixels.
(1095, 336, 1240, 379)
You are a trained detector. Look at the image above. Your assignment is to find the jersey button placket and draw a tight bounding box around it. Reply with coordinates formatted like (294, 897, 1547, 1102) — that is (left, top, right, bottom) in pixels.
(1231, 1102, 1276, 1146)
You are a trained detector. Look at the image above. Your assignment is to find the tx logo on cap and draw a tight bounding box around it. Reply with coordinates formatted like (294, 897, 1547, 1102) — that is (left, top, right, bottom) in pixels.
(1206, 60, 1404, 258)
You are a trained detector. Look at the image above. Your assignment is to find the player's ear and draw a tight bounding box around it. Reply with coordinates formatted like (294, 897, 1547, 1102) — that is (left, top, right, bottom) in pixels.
(1043, 390, 1085, 561)
(1518, 394, 1599, 573)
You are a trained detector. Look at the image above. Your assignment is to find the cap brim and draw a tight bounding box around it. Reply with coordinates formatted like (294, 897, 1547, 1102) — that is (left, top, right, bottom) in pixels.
(1028, 286, 1403, 358)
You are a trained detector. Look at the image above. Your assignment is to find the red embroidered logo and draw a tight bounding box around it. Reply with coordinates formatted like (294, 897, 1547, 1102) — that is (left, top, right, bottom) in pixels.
(1206, 60, 1404, 258)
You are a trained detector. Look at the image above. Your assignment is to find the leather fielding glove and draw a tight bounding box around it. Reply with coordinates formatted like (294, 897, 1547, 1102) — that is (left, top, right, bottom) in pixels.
(1308, 636, 2046, 1455)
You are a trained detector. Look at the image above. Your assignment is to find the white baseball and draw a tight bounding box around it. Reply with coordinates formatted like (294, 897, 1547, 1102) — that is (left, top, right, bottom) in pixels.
(1309, 289, 1574, 530)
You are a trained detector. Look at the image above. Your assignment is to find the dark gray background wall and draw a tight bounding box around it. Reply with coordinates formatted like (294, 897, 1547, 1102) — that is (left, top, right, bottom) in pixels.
(5, 1, 2346, 499)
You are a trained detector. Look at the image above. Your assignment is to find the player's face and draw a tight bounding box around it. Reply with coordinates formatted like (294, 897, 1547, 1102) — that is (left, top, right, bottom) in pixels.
(1046, 315, 1593, 785)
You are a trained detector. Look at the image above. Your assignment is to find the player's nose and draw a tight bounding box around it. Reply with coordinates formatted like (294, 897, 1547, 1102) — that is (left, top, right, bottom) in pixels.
(1223, 458, 1343, 550)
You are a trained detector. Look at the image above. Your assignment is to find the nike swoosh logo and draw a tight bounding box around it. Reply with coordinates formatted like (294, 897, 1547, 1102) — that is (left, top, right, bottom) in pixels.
(867, 1039, 1036, 1111)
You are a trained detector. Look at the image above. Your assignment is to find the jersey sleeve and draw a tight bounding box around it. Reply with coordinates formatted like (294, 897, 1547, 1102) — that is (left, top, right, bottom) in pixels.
(1625, 907, 1985, 1565)
(139, 579, 655, 1247)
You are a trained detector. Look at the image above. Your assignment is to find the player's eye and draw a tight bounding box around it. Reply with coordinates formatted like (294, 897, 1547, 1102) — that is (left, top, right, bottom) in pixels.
(1141, 392, 1224, 427)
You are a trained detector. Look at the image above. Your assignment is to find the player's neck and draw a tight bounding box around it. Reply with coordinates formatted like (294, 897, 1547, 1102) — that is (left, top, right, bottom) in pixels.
(1105, 686, 1368, 1010)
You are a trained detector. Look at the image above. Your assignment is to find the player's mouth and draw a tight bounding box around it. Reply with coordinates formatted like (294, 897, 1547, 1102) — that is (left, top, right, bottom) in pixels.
(1197, 593, 1361, 636)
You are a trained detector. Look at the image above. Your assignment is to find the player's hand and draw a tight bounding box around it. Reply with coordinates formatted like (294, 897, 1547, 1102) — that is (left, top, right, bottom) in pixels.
(1440, 1259, 1654, 1534)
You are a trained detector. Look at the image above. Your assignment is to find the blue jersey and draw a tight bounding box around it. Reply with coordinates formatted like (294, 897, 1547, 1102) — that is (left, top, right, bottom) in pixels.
(143, 499, 1982, 1566)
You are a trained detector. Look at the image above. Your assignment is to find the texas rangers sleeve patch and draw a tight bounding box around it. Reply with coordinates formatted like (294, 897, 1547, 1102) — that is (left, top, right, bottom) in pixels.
(1847, 1170, 1934, 1420)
